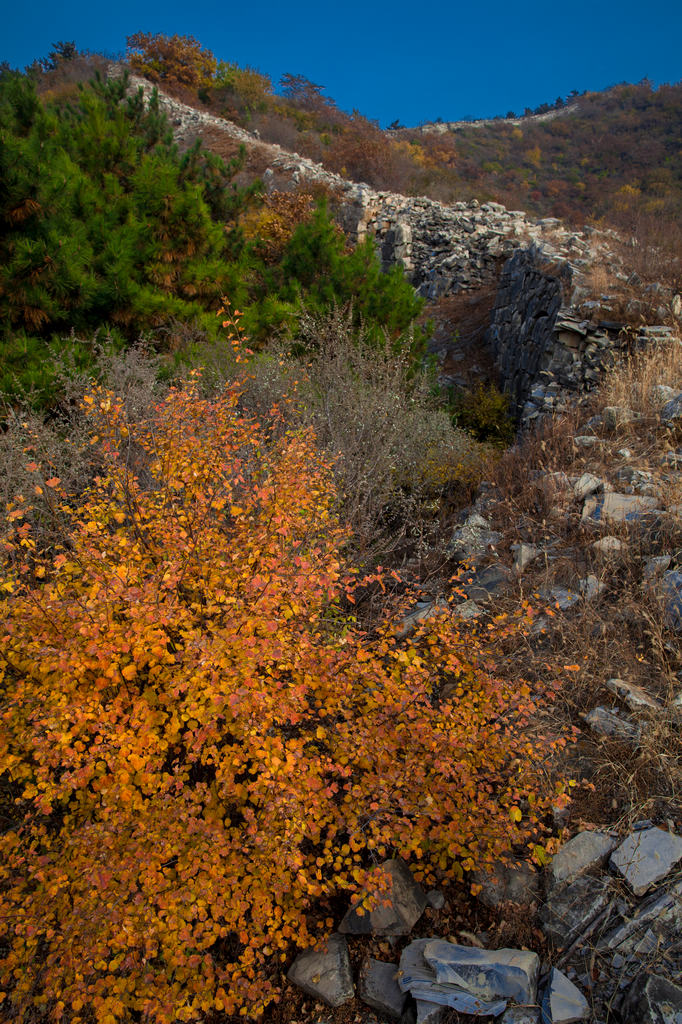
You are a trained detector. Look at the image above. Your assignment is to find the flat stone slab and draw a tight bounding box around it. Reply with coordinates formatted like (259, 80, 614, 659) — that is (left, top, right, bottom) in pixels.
(339, 858, 427, 935)
(599, 880, 682, 952)
(399, 939, 508, 1016)
(541, 968, 589, 1023)
(424, 941, 540, 1004)
(550, 831, 617, 887)
(359, 958, 406, 1019)
(287, 933, 354, 1007)
(582, 491, 659, 524)
(610, 827, 682, 895)
(539, 875, 611, 947)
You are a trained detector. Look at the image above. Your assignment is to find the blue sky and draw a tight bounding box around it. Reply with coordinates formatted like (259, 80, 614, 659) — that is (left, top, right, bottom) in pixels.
(4, 0, 682, 126)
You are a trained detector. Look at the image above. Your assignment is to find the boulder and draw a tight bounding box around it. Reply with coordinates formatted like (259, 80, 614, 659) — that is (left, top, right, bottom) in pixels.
(549, 831, 617, 887)
(287, 933, 354, 1007)
(573, 473, 604, 500)
(448, 512, 502, 563)
(339, 858, 427, 935)
(511, 543, 541, 572)
(398, 939, 508, 1016)
(501, 1007, 542, 1024)
(358, 958, 406, 1019)
(592, 536, 626, 557)
(605, 678, 662, 711)
(602, 405, 636, 430)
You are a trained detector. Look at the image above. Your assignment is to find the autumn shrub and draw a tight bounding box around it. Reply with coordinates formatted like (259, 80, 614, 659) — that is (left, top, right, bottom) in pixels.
(239, 190, 316, 264)
(0, 342, 564, 1021)
(126, 32, 217, 89)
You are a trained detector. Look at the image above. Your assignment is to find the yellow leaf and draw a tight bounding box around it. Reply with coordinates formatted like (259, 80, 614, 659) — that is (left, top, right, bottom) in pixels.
(122, 664, 137, 681)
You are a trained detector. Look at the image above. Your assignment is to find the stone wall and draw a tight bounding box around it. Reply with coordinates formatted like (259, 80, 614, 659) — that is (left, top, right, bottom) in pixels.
(114, 68, 678, 426)
(486, 247, 677, 424)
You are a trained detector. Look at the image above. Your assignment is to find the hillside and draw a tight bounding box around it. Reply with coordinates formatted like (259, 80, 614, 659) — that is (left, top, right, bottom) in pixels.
(1, 34, 682, 1024)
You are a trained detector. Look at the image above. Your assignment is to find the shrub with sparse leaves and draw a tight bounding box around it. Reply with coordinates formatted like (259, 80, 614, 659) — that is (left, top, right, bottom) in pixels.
(0, 326, 566, 1023)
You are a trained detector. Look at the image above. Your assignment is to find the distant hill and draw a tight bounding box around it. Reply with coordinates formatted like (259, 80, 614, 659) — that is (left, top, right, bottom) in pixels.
(397, 81, 682, 228)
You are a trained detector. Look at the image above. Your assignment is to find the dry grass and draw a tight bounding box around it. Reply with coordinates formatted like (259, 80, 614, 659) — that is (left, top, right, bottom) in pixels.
(599, 333, 682, 413)
(478, 331, 682, 828)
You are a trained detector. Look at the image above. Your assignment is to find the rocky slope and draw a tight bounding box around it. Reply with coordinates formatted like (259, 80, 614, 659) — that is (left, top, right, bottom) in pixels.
(114, 66, 681, 426)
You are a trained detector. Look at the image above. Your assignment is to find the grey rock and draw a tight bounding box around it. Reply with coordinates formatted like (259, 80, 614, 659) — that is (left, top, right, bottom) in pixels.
(396, 599, 448, 638)
(539, 875, 611, 947)
(339, 858, 426, 936)
(424, 940, 540, 1004)
(582, 491, 659, 524)
(550, 831, 617, 887)
(573, 473, 604, 500)
(464, 564, 511, 602)
(398, 939, 507, 1016)
(541, 968, 589, 1023)
(610, 827, 682, 896)
(582, 706, 641, 742)
(287, 933, 354, 1007)
(579, 574, 604, 600)
(599, 881, 682, 952)
(592, 536, 626, 557)
(454, 598, 483, 620)
(661, 393, 682, 423)
(573, 435, 600, 448)
(651, 385, 677, 406)
(620, 973, 682, 1024)
(605, 678, 662, 711)
(661, 570, 682, 631)
(426, 889, 445, 910)
(472, 860, 541, 908)
(415, 1000, 446, 1024)
(512, 542, 541, 572)
(542, 586, 581, 612)
(602, 405, 635, 430)
(359, 959, 406, 1019)
(449, 512, 502, 562)
(643, 555, 672, 579)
